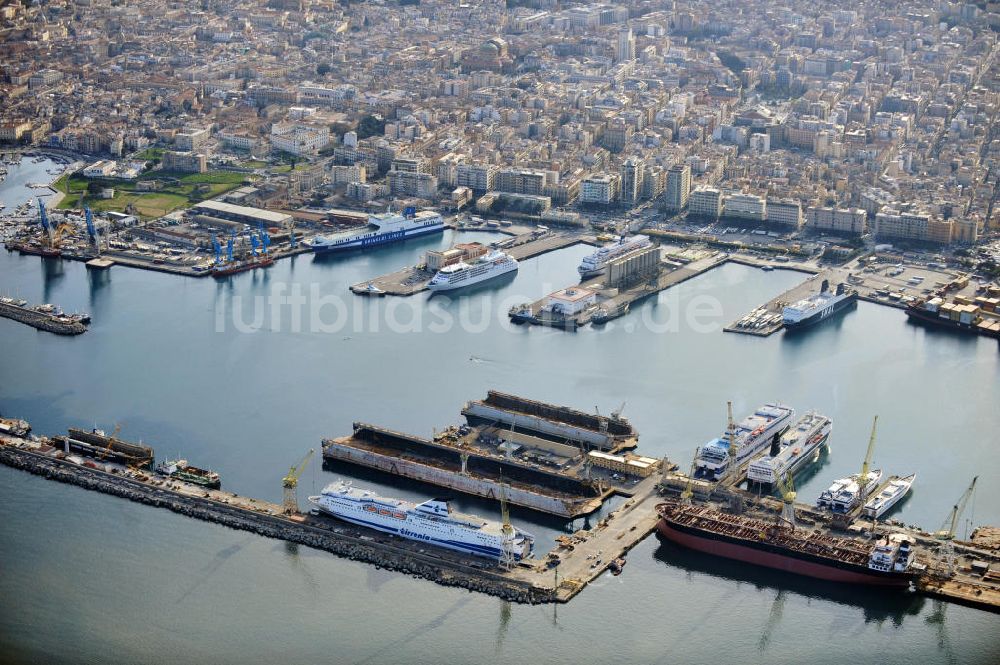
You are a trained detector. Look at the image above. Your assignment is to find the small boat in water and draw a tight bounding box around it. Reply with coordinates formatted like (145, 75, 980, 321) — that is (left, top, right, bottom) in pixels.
(864, 473, 915, 518)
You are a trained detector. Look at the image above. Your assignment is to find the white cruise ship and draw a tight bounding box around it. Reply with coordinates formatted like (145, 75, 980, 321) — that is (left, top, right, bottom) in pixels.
(428, 249, 518, 291)
(577, 235, 652, 278)
(746, 412, 832, 487)
(694, 403, 795, 480)
(306, 207, 444, 253)
(309, 481, 534, 561)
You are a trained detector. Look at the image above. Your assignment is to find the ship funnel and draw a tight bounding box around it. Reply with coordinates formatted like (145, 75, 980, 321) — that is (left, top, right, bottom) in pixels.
(836, 282, 846, 296)
(769, 431, 782, 457)
(821, 279, 830, 293)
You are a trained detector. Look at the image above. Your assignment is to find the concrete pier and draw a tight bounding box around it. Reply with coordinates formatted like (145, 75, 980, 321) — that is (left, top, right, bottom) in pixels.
(350, 231, 584, 297)
(511, 251, 729, 331)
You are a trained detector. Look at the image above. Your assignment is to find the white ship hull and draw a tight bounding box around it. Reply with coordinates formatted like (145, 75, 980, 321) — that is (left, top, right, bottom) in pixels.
(817, 470, 883, 513)
(695, 403, 795, 480)
(746, 414, 832, 486)
(577, 235, 652, 278)
(863, 474, 915, 518)
(428, 252, 518, 291)
(308, 210, 445, 253)
(309, 482, 533, 561)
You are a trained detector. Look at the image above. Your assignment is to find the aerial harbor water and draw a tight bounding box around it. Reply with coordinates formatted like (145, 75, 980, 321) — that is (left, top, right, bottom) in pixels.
(2, 160, 1000, 663)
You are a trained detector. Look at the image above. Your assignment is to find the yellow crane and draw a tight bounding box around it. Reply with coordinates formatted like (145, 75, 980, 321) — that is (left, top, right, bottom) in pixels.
(935, 476, 978, 541)
(725, 401, 738, 477)
(680, 457, 697, 504)
(775, 470, 796, 528)
(856, 415, 879, 511)
(97, 423, 122, 461)
(933, 476, 978, 576)
(282, 449, 314, 514)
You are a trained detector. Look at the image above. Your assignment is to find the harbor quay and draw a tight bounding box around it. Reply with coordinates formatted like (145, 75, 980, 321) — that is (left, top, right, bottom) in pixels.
(4, 428, 999, 611)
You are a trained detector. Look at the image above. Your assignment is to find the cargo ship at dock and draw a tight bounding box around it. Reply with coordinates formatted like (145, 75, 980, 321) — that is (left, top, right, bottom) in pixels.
(656, 501, 917, 587)
(211, 255, 274, 277)
(309, 481, 534, 561)
(905, 297, 1000, 339)
(306, 207, 444, 254)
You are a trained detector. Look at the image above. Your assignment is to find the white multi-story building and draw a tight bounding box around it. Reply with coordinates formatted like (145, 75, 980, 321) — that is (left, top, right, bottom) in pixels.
(330, 164, 366, 185)
(219, 132, 258, 152)
(620, 158, 644, 204)
(387, 170, 438, 198)
(664, 164, 691, 211)
(805, 207, 867, 234)
(766, 198, 803, 227)
(175, 128, 210, 152)
(723, 193, 767, 221)
(270, 122, 330, 156)
(616, 28, 636, 63)
(456, 163, 497, 193)
(580, 174, 620, 205)
(689, 187, 723, 219)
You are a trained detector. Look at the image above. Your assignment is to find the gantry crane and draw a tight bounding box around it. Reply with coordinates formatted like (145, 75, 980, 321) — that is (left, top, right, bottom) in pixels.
(282, 449, 314, 514)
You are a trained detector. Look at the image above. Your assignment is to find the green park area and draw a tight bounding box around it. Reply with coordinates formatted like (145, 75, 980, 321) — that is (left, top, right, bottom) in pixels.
(54, 169, 254, 219)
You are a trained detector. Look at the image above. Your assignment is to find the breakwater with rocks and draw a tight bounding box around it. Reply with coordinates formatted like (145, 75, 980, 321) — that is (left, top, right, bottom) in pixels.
(0, 444, 553, 604)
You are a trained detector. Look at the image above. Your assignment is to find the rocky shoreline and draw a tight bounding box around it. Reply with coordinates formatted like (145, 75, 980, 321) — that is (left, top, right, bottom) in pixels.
(0, 446, 553, 604)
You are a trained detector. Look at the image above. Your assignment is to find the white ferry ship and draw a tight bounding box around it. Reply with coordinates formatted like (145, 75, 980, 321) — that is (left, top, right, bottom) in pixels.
(782, 281, 858, 331)
(577, 235, 652, 278)
(746, 412, 832, 487)
(694, 403, 795, 480)
(306, 207, 444, 253)
(428, 249, 518, 291)
(308, 481, 534, 561)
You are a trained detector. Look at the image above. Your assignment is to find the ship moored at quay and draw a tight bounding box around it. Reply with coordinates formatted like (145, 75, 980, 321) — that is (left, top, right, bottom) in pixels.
(2, 415, 1000, 611)
(656, 501, 918, 587)
(306, 207, 444, 254)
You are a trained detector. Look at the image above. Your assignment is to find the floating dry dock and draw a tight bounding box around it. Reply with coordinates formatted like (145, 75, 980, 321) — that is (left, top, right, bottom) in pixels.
(322, 392, 650, 518)
(461, 390, 639, 452)
(324, 423, 605, 517)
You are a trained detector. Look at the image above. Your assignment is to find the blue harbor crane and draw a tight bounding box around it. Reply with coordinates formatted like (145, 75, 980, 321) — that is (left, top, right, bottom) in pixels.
(226, 232, 235, 263)
(211, 234, 222, 265)
(250, 232, 259, 257)
(84, 206, 98, 247)
(258, 221, 271, 255)
(37, 198, 52, 238)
